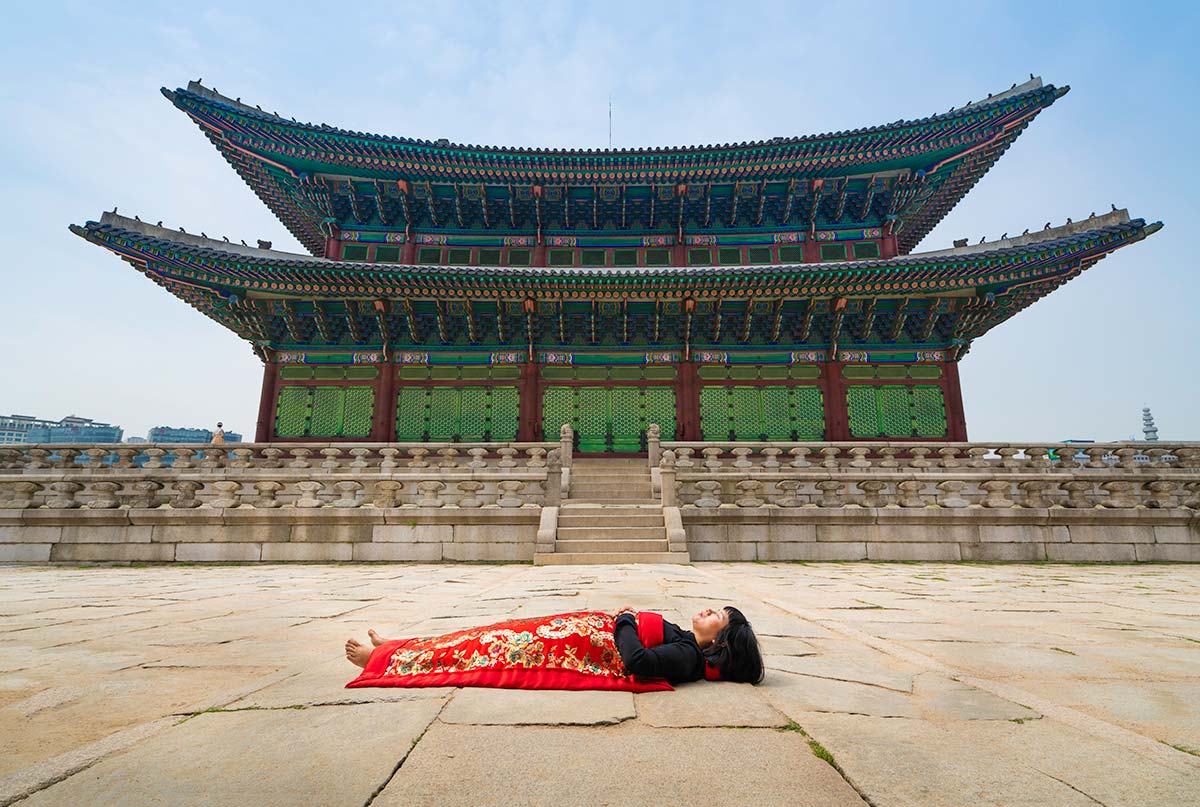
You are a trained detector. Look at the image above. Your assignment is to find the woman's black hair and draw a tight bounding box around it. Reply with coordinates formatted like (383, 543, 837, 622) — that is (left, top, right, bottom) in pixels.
(702, 606, 764, 684)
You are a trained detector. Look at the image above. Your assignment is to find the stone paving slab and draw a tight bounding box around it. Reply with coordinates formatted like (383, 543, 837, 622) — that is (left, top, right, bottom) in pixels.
(635, 681, 787, 727)
(440, 687, 635, 725)
(21, 701, 443, 807)
(2, 562, 1199, 806)
(374, 723, 866, 807)
(796, 711, 1199, 807)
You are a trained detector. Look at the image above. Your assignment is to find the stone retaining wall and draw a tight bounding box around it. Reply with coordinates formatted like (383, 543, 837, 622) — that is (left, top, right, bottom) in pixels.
(0, 509, 539, 563)
(681, 508, 1200, 562)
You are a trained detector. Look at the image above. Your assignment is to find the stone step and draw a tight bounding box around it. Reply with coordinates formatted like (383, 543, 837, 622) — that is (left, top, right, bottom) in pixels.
(567, 498, 660, 505)
(571, 458, 648, 467)
(568, 482, 651, 495)
(554, 539, 670, 553)
(533, 551, 692, 566)
(557, 526, 667, 541)
(557, 513, 665, 528)
(560, 503, 662, 514)
(568, 465, 652, 473)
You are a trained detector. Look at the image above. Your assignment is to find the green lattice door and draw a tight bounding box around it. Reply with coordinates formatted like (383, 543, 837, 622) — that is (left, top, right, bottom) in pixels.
(274, 385, 375, 438)
(541, 386, 676, 452)
(699, 385, 825, 440)
(394, 386, 520, 441)
(846, 384, 946, 438)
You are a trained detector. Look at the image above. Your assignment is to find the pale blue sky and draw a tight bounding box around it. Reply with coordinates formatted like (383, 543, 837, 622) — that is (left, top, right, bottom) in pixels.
(2, 1, 1195, 440)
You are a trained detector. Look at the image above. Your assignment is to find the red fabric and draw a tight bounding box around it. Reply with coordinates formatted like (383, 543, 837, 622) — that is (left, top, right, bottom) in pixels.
(346, 611, 674, 692)
(636, 610, 664, 649)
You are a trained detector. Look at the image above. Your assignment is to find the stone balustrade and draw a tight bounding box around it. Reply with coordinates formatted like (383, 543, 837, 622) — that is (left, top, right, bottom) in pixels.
(0, 441, 562, 511)
(653, 440, 1200, 510)
(650, 438, 1200, 562)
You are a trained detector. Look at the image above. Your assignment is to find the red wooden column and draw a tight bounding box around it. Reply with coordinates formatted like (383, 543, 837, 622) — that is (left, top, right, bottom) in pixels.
(517, 360, 542, 441)
(676, 360, 701, 440)
(254, 358, 279, 442)
(821, 360, 849, 440)
(370, 361, 397, 442)
(942, 361, 968, 441)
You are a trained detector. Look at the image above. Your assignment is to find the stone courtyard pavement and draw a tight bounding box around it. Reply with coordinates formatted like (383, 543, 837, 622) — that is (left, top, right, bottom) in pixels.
(0, 563, 1197, 806)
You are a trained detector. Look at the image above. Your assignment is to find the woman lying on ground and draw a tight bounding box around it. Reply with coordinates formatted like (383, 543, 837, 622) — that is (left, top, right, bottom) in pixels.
(344, 606, 764, 692)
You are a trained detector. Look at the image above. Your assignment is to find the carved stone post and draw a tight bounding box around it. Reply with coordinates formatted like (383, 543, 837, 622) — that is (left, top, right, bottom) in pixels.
(85, 481, 122, 509)
(130, 480, 165, 509)
(694, 480, 722, 508)
(416, 480, 445, 507)
(980, 480, 1015, 508)
(46, 481, 83, 509)
(857, 480, 888, 508)
(897, 480, 926, 508)
(1100, 481, 1137, 508)
(497, 480, 526, 508)
(295, 481, 325, 508)
(371, 480, 404, 508)
(935, 480, 969, 509)
(659, 450, 677, 508)
(559, 424, 574, 468)
(254, 481, 284, 508)
(170, 480, 204, 509)
(456, 480, 485, 508)
(815, 480, 845, 508)
(647, 423, 661, 469)
(332, 481, 363, 508)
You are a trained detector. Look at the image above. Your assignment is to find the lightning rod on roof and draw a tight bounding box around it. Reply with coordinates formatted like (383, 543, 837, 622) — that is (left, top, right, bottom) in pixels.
(608, 96, 612, 148)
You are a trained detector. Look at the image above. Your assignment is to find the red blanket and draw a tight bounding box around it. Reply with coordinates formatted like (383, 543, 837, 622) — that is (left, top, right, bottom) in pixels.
(346, 611, 673, 692)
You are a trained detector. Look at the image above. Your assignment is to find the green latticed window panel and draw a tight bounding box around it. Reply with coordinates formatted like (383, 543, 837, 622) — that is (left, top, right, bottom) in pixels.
(878, 385, 912, 437)
(396, 385, 520, 442)
(542, 386, 675, 451)
(730, 387, 760, 439)
(846, 386, 879, 438)
(699, 386, 731, 441)
(275, 386, 312, 438)
(342, 387, 374, 438)
(542, 386, 573, 442)
(489, 387, 520, 441)
(700, 385, 824, 441)
(396, 387, 430, 441)
(644, 387, 677, 441)
(426, 387, 459, 441)
(792, 386, 825, 440)
(610, 387, 642, 452)
(845, 384, 946, 438)
(576, 387, 608, 452)
(275, 386, 376, 438)
(760, 386, 792, 440)
(911, 385, 947, 438)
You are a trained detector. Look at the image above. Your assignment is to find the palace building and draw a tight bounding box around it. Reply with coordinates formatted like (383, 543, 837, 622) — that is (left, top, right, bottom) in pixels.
(72, 78, 1160, 453)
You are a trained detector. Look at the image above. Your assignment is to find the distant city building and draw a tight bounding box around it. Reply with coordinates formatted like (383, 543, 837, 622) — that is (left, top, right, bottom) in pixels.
(0, 414, 123, 444)
(147, 426, 243, 443)
(126, 436, 148, 443)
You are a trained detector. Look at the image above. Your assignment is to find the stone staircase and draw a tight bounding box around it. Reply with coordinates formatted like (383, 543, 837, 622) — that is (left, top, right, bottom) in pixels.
(533, 458, 690, 565)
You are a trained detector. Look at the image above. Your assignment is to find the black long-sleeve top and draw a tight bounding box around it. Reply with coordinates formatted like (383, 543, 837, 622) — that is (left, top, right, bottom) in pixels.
(613, 613, 705, 683)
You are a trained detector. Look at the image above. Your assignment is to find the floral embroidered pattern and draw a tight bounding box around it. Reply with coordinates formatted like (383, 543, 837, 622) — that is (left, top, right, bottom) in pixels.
(383, 611, 626, 680)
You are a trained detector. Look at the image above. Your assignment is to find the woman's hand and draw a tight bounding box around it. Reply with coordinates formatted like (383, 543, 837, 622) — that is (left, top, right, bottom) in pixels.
(613, 606, 637, 618)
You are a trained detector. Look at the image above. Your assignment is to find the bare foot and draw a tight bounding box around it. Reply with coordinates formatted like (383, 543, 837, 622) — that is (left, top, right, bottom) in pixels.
(368, 628, 388, 647)
(345, 637, 373, 668)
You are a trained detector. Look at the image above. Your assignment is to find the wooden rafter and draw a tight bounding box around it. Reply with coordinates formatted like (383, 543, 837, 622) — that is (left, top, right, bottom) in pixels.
(888, 298, 910, 341)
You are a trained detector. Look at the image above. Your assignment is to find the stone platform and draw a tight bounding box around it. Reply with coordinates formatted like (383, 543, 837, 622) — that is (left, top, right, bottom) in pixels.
(1, 563, 1197, 806)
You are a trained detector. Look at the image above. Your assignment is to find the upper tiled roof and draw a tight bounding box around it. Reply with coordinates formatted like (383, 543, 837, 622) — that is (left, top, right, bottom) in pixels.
(164, 78, 1067, 256)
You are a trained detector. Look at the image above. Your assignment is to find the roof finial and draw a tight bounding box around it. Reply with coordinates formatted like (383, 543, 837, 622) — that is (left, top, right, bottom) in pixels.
(1141, 407, 1159, 442)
